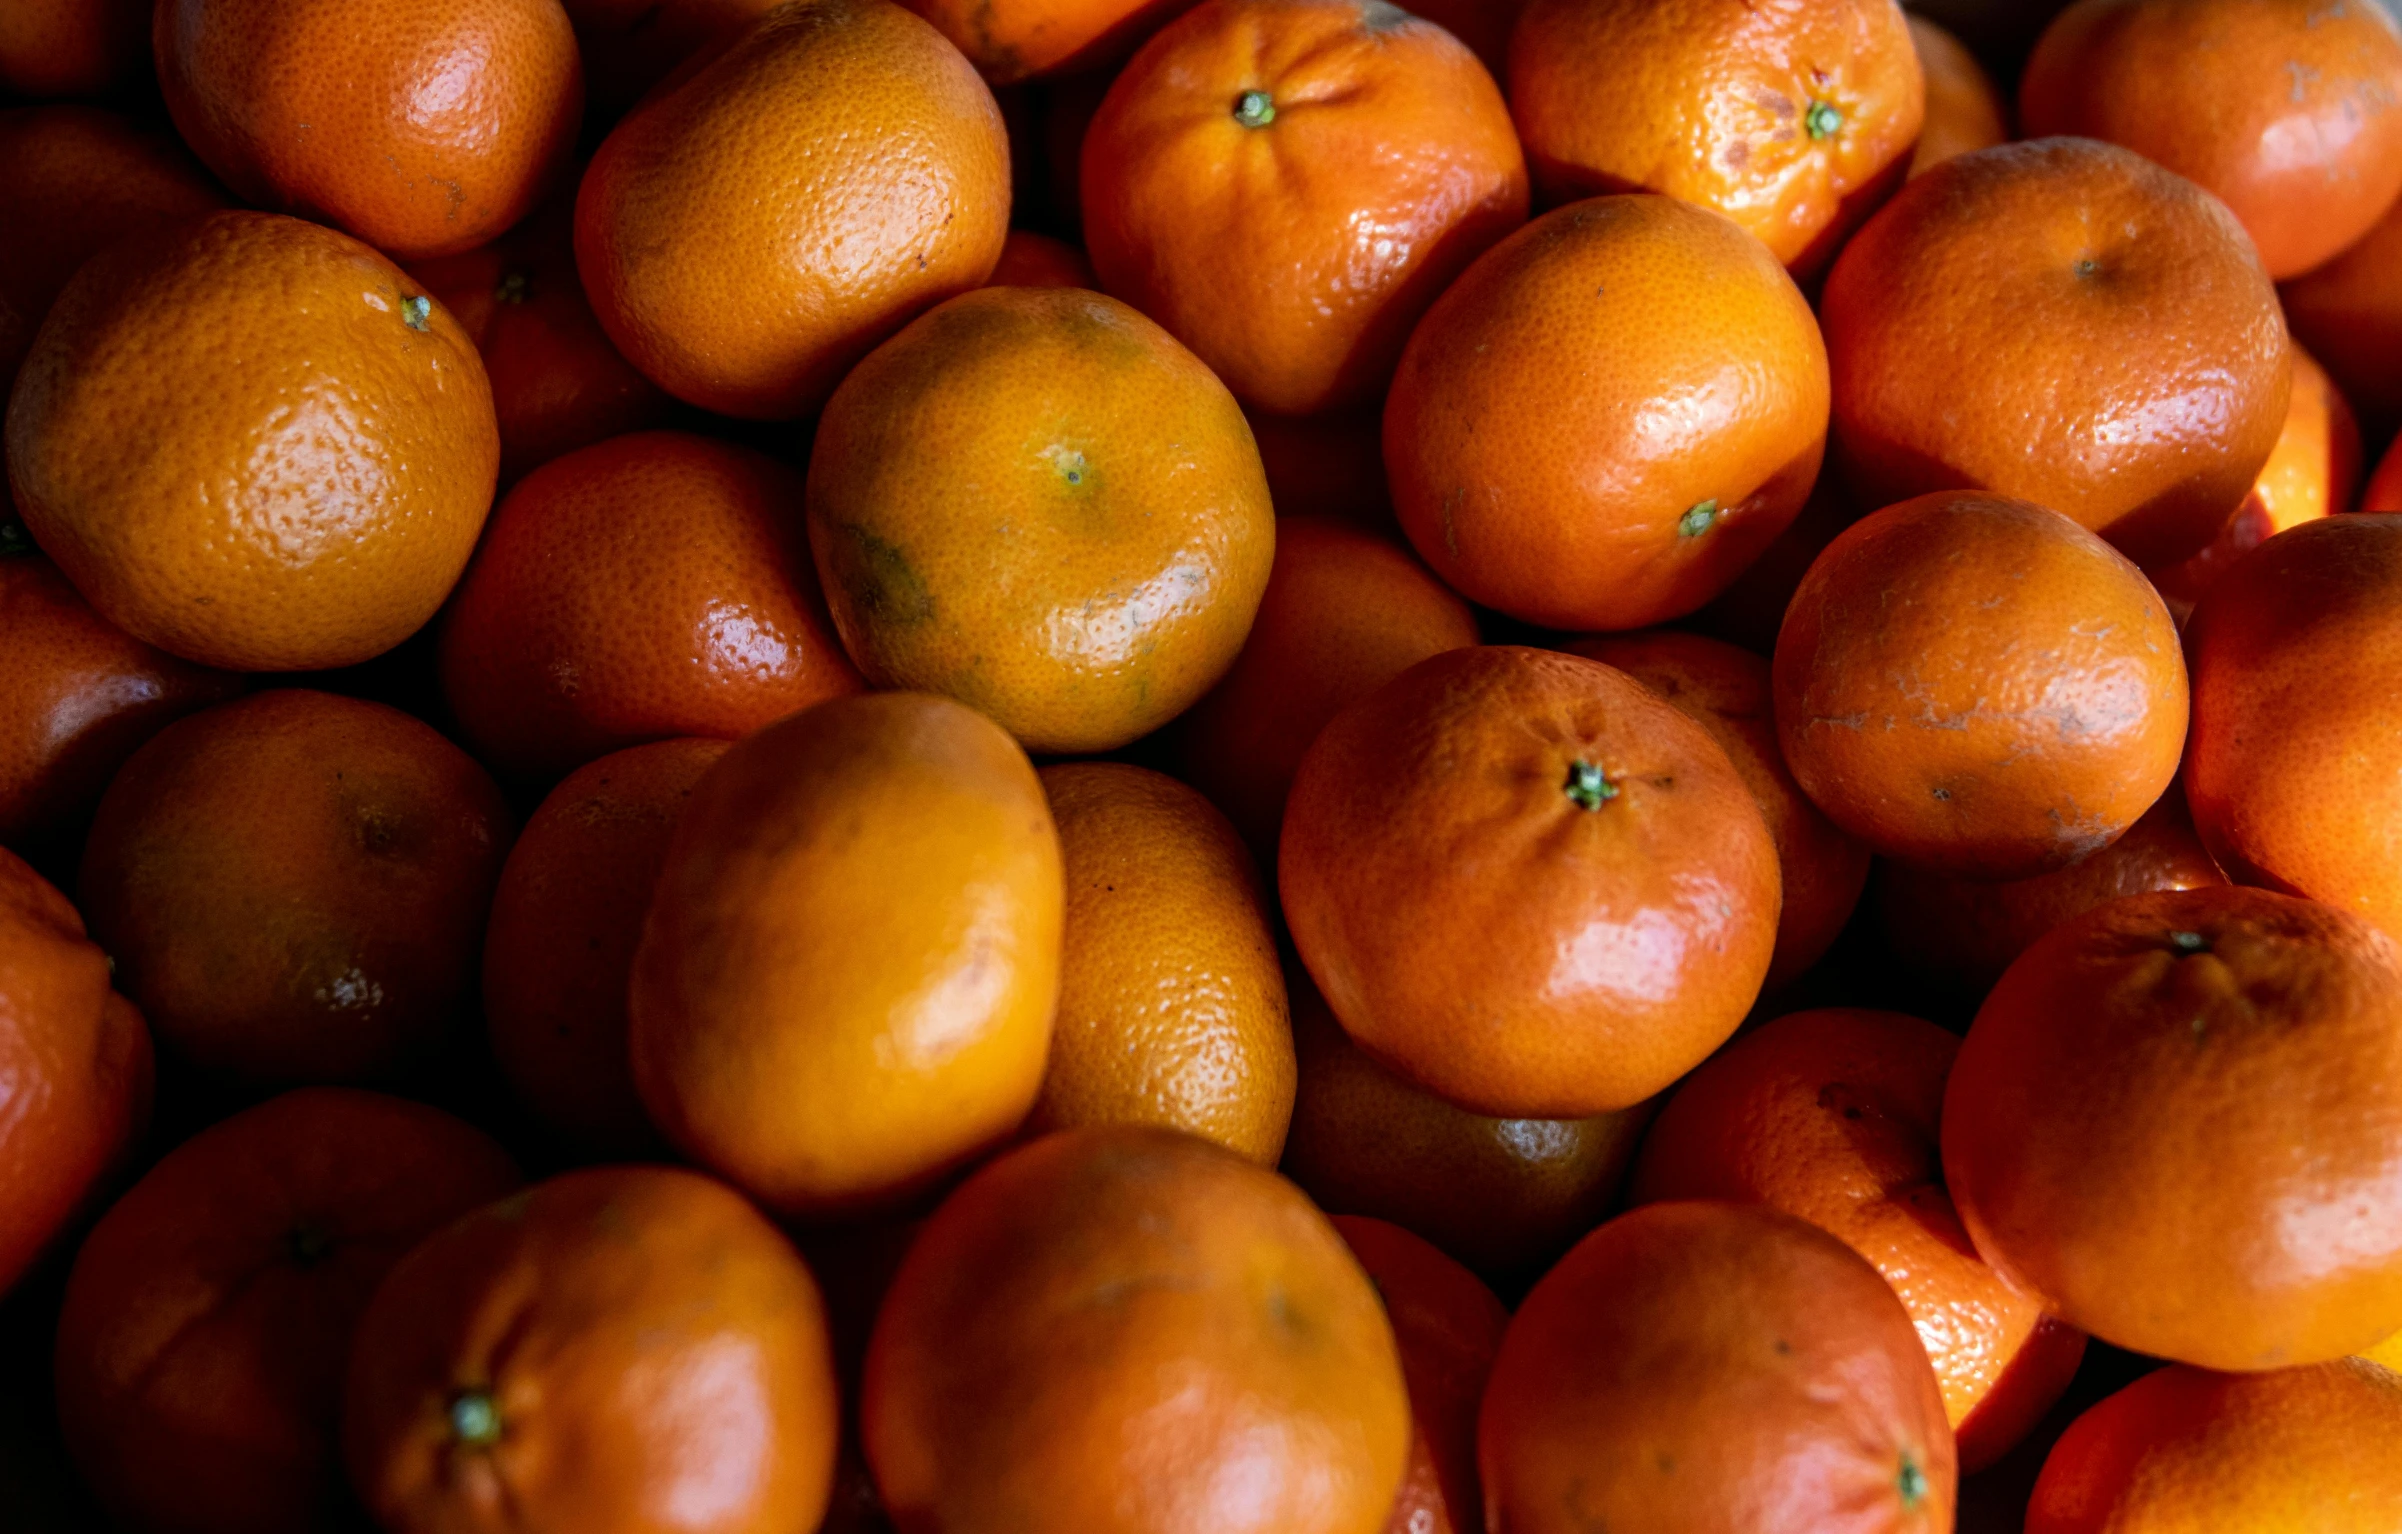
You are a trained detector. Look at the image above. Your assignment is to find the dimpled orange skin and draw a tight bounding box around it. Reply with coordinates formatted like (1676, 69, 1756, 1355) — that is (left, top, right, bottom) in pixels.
(1877, 790, 2229, 997)
(1907, 15, 2008, 177)
(1507, 0, 1925, 270)
(0, 554, 243, 850)
(2280, 194, 2402, 429)
(1822, 139, 2292, 569)
(1630, 1009, 2088, 1472)
(1174, 517, 1478, 854)
(483, 738, 728, 1155)
(1383, 195, 1830, 632)
(6, 211, 499, 674)
(560, 0, 782, 114)
(985, 229, 1095, 288)
(53, 1090, 520, 1534)
(862, 1126, 1410, 1534)
(1568, 631, 1869, 991)
(2184, 515, 2402, 936)
(808, 286, 1275, 754)
(438, 431, 862, 785)
(342, 1166, 840, 1534)
(155, 0, 582, 260)
(1944, 885, 2402, 1370)
(2026, 1359, 2402, 1534)
(1773, 491, 2189, 881)
(1330, 1216, 1507, 1534)
(629, 693, 1062, 1220)
(2020, 0, 2402, 281)
(1480, 1201, 1956, 1534)
(1028, 763, 1294, 1164)
(77, 690, 514, 1088)
(1280, 645, 1781, 1120)
(0, 846, 151, 1299)
(0, 0, 149, 99)
(1080, 0, 1529, 417)
(575, 0, 1010, 420)
(900, 0, 1193, 83)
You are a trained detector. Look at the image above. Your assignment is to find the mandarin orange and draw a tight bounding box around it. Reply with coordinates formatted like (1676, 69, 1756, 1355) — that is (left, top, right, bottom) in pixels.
(1907, 14, 2009, 177)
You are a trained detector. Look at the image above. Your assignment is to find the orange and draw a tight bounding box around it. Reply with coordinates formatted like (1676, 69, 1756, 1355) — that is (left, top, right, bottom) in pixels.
(2280, 193, 2402, 431)
(2365, 1328, 2402, 1371)
(1507, 0, 1925, 271)
(1943, 884, 2402, 1370)
(1877, 789, 2228, 997)
(575, 0, 1010, 418)
(1280, 645, 1781, 1119)
(1398, 0, 1522, 75)
(1028, 763, 1293, 1163)
(438, 430, 861, 784)
(2372, 433, 2402, 511)
(1567, 630, 1870, 990)
(1773, 491, 2188, 880)
(7, 210, 499, 673)
(0, 0, 150, 99)
(2026, 1359, 2402, 1534)
(984, 228, 1095, 288)
(1245, 404, 1393, 530)
(1282, 979, 1653, 1286)
(1907, 14, 2008, 177)
(1383, 195, 1830, 631)
(629, 692, 1062, 1219)
(899, 0, 1192, 82)
(2186, 514, 2402, 936)
(560, 0, 781, 115)
(806, 286, 1275, 753)
(0, 846, 150, 1298)
(1687, 469, 1864, 656)
(0, 550, 241, 851)
(1630, 1008, 2087, 1471)
(77, 690, 514, 1087)
(1480, 1200, 1955, 1534)
(53, 1089, 519, 1534)
(405, 189, 674, 486)
(862, 1126, 1410, 1534)
(1330, 1215, 1507, 1534)
(1822, 137, 2292, 567)
(156, 0, 582, 259)
(1080, 0, 1527, 415)
(2020, 0, 2402, 280)
(343, 1165, 840, 1533)
(482, 737, 728, 1154)
(1172, 516, 1478, 854)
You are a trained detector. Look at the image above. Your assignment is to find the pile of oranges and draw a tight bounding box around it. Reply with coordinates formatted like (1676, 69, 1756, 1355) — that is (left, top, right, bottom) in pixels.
(6, 0, 2402, 1526)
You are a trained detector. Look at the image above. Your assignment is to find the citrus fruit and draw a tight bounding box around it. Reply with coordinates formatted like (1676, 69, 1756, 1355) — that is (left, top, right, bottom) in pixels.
(1686, 471, 1864, 656)
(899, 0, 1191, 82)
(2372, 434, 2402, 511)
(1907, 14, 2008, 177)
(985, 229, 1094, 288)
(2279, 191, 2402, 430)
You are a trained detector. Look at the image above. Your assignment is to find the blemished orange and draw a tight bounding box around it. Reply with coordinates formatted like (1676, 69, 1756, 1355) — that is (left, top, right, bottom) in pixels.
(1282, 978, 1653, 1286)
(561, 0, 782, 114)
(0, 846, 150, 1298)
(2149, 345, 2362, 610)
(2280, 192, 2402, 429)
(1773, 491, 2188, 880)
(807, 286, 1275, 754)
(1630, 1008, 2087, 1471)
(155, 0, 583, 259)
(405, 189, 674, 486)
(77, 690, 514, 1087)
(1480, 1201, 1956, 1534)
(438, 431, 861, 784)
(1567, 630, 1869, 990)
(1080, 0, 1528, 416)
(482, 738, 728, 1154)
(1280, 645, 1781, 1119)
(1028, 763, 1293, 1164)
(575, 0, 1010, 419)
(1877, 790, 2229, 997)
(629, 693, 1062, 1219)
(1907, 15, 2008, 177)
(2026, 1359, 2402, 1534)
(1173, 516, 1479, 854)
(1330, 1216, 1508, 1534)
(343, 1166, 840, 1534)
(2185, 514, 2402, 936)
(6, 210, 499, 673)
(0, 552, 241, 850)
(899, 0, 1191, 82)
(985, 228, 1095, 288)
(1822, 138, 2292, 568)
(2020, 0, 2402, 280)
(0, 0, 149, 99)
(1943, 885, 2402, 1370)
(862, 1126, 1410, 1534)
(1383, 195, 1830, 631)
(53, 1089, 519, 1534)
(1507, 0, 1925, 270)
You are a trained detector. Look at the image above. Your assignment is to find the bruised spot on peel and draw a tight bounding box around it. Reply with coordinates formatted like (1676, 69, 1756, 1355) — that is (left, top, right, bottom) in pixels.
(839, 523, 936, 627)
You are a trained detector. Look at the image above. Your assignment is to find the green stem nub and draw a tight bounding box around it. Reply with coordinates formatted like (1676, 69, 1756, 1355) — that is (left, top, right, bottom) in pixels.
(449, 1391, 503, 1447)
(1233, 89, 1276, 128)
(1805, 99, 1844, 140)
(401, 295, 432, 332)
(495, 269, 531, 306)
(0, 520, 33, 557)
(1678, 500, 1720, 538)
(1897, 1453, 1928, 1508)
(1564, 759, 1617, 811)
(2169, 930, 2209, 954)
